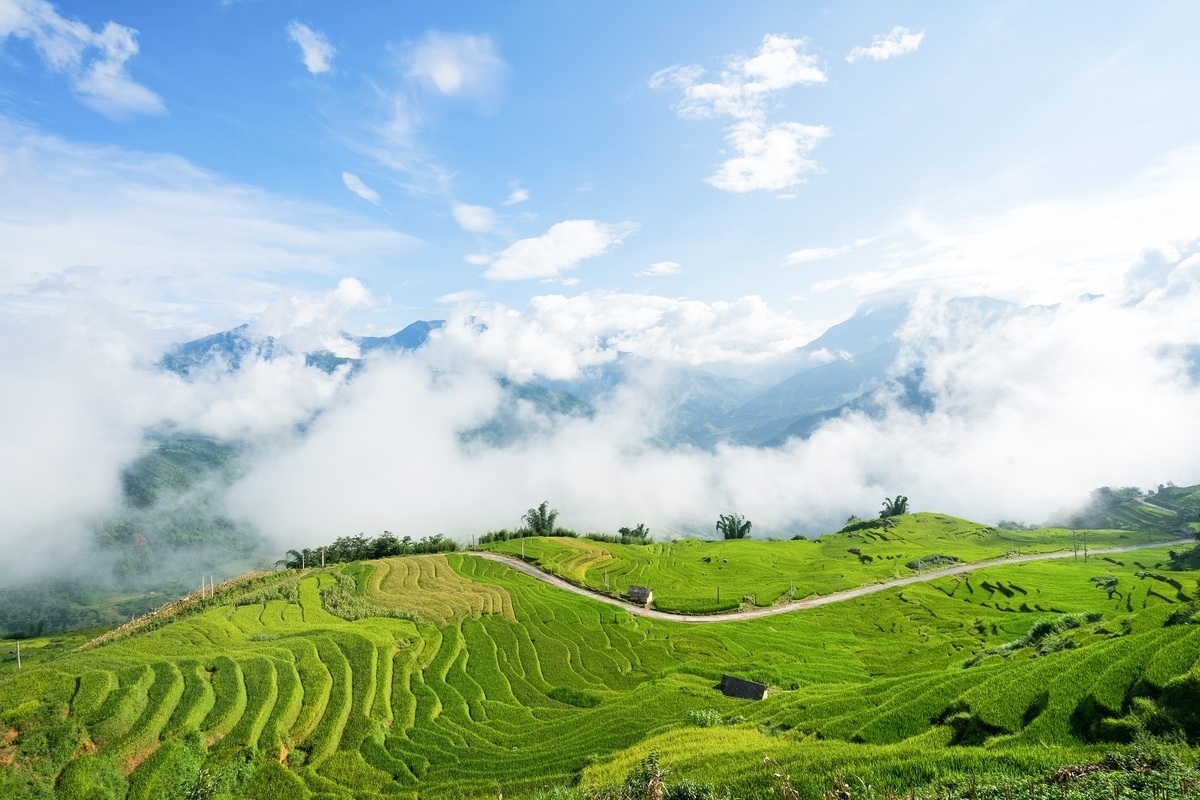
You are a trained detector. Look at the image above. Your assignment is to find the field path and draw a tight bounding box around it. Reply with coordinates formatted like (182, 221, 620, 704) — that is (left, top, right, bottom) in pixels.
(466, 538, 1194, 624)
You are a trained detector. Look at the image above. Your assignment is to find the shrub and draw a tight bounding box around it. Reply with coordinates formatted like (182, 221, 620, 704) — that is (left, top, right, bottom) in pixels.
(684, 708, 721, 728)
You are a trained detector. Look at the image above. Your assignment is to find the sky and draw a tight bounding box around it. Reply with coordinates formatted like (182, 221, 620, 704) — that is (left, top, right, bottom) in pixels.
(3, 1, 1200, 557)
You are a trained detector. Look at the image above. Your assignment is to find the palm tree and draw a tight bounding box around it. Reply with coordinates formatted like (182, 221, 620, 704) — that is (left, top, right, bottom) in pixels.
(716, 513, 752, 539)
(276, 549, 305, 569)
(881, 495, 909, 518)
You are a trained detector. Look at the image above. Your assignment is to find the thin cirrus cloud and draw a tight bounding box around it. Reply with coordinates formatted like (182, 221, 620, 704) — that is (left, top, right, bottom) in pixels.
(636, 261, 682, 277)
(846, 26, 925, 64)
(0, 0, 165, 119)
(651, 34, 829, 193)
(484, 220, 635, 281)
(341, 172, 382, 205)
(287, 21, 336, 74)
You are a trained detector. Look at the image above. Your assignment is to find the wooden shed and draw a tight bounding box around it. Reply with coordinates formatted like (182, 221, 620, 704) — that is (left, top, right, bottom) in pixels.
(720, 674, 769, 701)
(627, 585, 654, 606)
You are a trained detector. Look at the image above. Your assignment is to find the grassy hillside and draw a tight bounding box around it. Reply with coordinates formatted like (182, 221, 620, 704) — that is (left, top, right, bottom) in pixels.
(2, 537, 1200, 799)
(482, 514, 1179, 613)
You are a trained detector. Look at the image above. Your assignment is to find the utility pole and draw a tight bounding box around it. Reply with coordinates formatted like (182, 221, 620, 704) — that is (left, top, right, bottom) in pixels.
(15, 639, 20, 669)
(321, 548, 325, 568)
(1083, 531, 1089, 562)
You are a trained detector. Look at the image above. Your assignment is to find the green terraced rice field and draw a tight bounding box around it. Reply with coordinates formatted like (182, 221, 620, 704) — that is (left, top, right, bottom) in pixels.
(1, 536, 1199, 799)
(482, 514, 1179, 613)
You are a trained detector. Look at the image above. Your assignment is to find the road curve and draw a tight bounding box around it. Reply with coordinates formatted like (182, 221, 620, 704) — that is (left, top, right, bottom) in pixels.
(465, 538, 1193, 624)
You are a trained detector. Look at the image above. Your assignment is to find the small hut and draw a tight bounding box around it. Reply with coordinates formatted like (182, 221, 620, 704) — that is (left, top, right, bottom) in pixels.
(627, 585, 654, 607)
(720, 674, 768, 701)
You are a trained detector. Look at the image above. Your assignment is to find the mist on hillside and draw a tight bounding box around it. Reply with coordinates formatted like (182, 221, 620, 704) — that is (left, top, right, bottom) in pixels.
(1, 237, 1199, 623)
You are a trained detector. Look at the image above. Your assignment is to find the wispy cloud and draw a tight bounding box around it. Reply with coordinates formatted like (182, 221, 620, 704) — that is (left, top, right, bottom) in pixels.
(636, 261, 682, 277)
(342, 171, 382, 205)
(846, 26, 925, 64)
(287, 21, 336, 75)
(452, 202, 499, 233)
(0, 0, 165, 118)
(786, 237, 876, 265)
(0, 122, 418, 325)
(406, 31, 507, 107)
(484, 220, 635, 281)
(651, 34, 828, 193)
(502, 186, 530, 205)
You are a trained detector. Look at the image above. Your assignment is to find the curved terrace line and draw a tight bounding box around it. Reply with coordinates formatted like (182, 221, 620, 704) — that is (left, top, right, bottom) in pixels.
(466, 538, 1194, 624)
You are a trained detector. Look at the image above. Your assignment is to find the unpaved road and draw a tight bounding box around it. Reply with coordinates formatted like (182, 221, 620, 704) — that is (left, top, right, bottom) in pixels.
(466, 538, 1193, 624)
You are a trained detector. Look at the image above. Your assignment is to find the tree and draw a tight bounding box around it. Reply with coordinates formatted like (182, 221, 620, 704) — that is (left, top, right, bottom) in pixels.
(881, 495, 909, 518)
(716, 513, 752, 539)
(523, 501, 559, 536)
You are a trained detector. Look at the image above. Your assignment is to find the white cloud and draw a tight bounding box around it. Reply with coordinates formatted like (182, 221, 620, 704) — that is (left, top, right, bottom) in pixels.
(436, 291, 824, 380)
(406, 31, 507, 103)
(436, 289, 483, 304)
(651, 34, 828, 193)
(341, 171, 382, 205)
(834, 145, 1200, 305)
(503, 186, 530, 205)
(452, 202, 499, 233)
(636, 261, 682, 277)
(650, 34, 826, 121)
(846, 26, 925, 64)
(0, 122, 418, 326)
(484, 220, 635, 281)
(0, 0, 165, 118)
(287, 21, 335, 75)
(787, 245, 853, 264)
(708, 120, 830, 193)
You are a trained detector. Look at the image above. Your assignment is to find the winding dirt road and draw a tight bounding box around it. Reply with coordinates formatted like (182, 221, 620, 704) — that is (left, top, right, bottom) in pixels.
(466, 538, 1193, 624)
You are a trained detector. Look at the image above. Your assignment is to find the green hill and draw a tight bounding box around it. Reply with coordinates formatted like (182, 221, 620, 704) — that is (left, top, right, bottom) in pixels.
(482, 514, 1178, 613)
(2, 531, 1200, 799)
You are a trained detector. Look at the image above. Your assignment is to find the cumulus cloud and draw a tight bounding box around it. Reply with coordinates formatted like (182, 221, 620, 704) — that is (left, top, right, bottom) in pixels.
(435, 291, 824, 379)
(453, 202, 499, 233)
(846, 26, 925, 64)
(651, 34, 828, 192)
(287, 21, 335, 74)
(650, 34, 826, 121)
(0, 0, 165, 118)
(341, 171, 382, 205)
(708, 120, 830, 193)
(406, 31, 507, 104)
(484, 220, 635, 281)
(636, 261, 682, 277)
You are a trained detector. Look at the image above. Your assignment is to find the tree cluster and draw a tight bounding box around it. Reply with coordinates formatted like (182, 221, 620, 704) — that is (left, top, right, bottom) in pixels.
(277, 531, 457, 569)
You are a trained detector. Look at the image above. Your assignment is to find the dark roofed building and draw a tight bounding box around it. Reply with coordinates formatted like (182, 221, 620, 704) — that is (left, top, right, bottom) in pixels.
(627, 585, 654, 606)
(720, 674, 768, 701)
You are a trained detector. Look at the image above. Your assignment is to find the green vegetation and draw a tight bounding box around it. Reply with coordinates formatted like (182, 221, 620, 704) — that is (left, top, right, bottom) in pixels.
(2, 519, 1200, 799)
(715, 513, 752, 539)
(481, 513, 1181, 614)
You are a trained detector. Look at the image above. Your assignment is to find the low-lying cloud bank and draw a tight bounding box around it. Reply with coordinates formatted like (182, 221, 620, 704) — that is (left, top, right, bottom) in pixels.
(5, 245, 1198, 584)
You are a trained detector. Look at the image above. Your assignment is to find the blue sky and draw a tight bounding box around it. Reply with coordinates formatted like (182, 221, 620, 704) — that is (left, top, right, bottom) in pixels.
(5, 0, 1200, 341)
